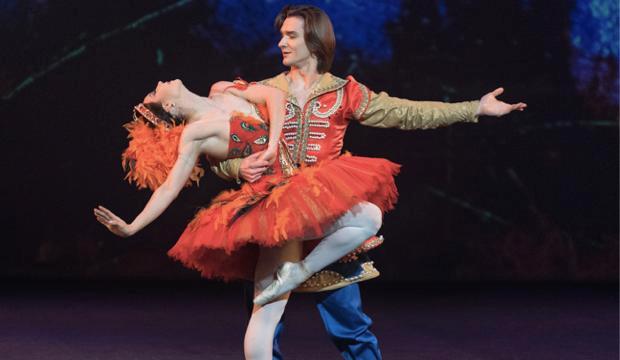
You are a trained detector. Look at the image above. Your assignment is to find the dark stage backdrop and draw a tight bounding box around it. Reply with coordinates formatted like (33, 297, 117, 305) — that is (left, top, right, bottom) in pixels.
(1, 0, 617, 283)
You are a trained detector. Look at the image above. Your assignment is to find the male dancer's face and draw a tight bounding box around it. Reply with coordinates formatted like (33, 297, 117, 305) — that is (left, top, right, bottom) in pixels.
(278, 16, 313, 68)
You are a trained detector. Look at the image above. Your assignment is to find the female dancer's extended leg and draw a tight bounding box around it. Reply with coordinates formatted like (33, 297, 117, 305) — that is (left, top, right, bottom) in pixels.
(254, 202, 382, 305)
(244, 241, 301, 359)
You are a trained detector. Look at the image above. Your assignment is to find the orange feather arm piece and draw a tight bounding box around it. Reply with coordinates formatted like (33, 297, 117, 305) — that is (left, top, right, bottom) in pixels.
(121, 121, 205, 191)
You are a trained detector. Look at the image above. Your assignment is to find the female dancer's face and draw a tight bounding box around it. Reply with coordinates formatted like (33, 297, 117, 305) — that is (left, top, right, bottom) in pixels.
(143, 79, 183, 105)
(278, 16, 313, 68)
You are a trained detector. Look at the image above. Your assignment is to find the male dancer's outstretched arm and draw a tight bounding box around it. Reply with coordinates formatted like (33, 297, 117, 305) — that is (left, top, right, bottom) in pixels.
(359, 86, 525, 129)
(212, 86, 526, 183)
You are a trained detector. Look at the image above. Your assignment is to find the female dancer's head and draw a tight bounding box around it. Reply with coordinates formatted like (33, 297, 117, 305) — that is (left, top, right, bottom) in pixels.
(136, 79, 188, 126)
(125, 79, 206, 191)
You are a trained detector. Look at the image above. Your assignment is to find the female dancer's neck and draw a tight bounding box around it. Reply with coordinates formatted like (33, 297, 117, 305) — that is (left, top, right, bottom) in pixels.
(184, 95, 224, 123)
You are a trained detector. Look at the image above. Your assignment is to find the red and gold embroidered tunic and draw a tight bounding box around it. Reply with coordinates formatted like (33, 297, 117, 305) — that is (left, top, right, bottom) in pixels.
(276, 74, 369, 165)
(213, 72, 480, 177)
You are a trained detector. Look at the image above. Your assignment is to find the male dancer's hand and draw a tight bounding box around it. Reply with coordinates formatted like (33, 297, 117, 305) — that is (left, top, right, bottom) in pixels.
(240, 151, 270, 183)
(477, 87, 527, 117)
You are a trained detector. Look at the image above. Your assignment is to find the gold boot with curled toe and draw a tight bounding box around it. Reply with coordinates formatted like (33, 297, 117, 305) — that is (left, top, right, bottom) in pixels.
(295, 236, 384, 293)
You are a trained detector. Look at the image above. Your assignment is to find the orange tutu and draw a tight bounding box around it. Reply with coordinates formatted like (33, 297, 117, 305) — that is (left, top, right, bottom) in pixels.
(167, 153, 400, 281)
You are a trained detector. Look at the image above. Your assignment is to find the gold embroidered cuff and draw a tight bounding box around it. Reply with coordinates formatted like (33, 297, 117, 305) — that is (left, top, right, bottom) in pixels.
(210, 158, 242, 183)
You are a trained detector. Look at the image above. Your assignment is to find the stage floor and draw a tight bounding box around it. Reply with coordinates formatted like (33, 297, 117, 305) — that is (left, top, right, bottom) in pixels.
(1, 283, 617, 359)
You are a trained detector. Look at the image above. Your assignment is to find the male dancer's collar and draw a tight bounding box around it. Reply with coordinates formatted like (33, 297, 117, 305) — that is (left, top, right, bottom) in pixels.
(261, 72, 349, 104)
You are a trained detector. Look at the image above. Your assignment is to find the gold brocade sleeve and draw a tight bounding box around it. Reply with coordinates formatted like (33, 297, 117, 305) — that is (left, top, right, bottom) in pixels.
(210, 158, 243, 183)
(358, 90, 480, 130)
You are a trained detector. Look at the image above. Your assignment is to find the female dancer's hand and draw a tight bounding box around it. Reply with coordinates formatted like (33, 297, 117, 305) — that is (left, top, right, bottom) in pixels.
(476, 87, 527, 117)
(94, 205, 134, 238)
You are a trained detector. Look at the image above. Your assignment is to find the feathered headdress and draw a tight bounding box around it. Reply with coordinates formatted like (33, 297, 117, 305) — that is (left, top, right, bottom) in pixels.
(121, 103, 204, 191)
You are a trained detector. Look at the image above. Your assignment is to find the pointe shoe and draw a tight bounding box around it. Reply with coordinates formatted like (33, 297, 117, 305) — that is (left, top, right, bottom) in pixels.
(253, 262, 311, 305)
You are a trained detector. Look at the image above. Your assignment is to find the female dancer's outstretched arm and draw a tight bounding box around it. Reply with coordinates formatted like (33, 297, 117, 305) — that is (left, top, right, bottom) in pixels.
(94, 121, 219, 237)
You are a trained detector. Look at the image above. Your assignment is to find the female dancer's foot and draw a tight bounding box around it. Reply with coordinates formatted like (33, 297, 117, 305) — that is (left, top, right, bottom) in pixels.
(253, 261, 311, 305)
